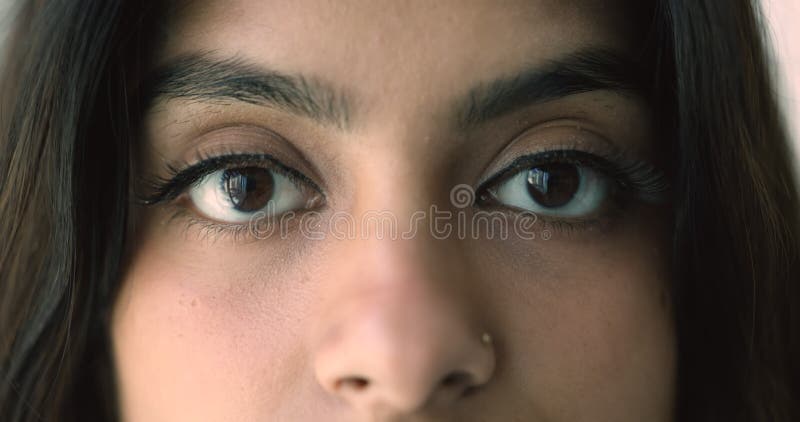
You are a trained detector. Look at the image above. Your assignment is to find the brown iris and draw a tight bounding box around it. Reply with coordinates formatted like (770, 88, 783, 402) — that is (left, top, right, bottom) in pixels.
(526, 163, 580, 208)
(223, 167, 275, 212)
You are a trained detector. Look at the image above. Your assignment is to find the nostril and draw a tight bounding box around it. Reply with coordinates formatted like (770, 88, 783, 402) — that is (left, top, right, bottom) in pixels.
(439, 371, 472, 389)
(336, 376, 370, 392)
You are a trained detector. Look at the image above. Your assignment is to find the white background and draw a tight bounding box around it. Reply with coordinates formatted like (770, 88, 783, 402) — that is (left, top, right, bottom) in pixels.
(765, 0, 800, 165)
(0, 0, 798, 164)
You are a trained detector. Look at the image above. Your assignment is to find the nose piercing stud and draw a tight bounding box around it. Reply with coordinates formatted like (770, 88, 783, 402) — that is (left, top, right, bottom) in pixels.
(481, 332, 493, 346)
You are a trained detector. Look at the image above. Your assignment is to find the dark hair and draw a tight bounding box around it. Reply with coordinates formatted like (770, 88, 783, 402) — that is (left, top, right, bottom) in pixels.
(1, 1, 798, 421)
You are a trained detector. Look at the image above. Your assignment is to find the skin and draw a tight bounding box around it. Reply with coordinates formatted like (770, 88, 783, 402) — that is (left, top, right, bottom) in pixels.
(112, 1, 677, 421)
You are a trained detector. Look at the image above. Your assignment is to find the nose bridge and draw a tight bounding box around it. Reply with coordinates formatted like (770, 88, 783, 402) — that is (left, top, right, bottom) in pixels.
(317, 226, 468, 342)
(334, 129, 458, 294)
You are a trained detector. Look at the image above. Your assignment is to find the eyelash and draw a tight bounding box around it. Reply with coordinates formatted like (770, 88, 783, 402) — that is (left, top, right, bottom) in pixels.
(475, 148, 669, 232)
(137, 147, 667, 240)
(137, 152, 323, 206)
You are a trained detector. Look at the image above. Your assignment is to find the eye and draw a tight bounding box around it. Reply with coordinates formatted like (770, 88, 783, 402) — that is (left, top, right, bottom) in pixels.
(484, 161, 611, 217)
(189, 166, 312, 223)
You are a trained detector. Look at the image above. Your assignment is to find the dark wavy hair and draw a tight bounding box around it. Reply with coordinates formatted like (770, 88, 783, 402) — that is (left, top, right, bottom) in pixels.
(1, 1, 798, 421)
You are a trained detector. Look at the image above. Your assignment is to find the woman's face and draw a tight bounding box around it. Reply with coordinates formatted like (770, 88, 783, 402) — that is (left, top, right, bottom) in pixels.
(112, 1, 676, 420)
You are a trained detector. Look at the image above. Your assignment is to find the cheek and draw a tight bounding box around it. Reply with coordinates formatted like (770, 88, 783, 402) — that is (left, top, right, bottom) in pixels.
(474, 218, 675, 419)
(112, 206, 675, 420)
(111, 231, 317, 421)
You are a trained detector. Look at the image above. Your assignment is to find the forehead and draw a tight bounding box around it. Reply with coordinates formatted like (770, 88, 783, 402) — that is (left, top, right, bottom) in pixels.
(160, 0, 639, 76)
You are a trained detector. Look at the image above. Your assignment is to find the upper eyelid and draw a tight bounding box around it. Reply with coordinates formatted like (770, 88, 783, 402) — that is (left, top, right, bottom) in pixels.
(137, 153, 323, 206)
(142, 120, 327, 183)
(477, 150, 616, 192)
(477, 148, 669, 205)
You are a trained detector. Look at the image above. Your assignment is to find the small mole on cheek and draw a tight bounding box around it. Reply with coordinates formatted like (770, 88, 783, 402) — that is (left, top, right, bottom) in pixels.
(191, 299, 197, 307)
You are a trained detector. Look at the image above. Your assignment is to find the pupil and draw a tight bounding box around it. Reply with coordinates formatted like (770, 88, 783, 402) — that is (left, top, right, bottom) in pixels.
(526, 163, 580, 208)
(223, 168, 275, 212)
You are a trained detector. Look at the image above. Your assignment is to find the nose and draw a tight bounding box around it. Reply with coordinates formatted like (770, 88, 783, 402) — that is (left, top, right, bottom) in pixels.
(311, 238, 496, 416)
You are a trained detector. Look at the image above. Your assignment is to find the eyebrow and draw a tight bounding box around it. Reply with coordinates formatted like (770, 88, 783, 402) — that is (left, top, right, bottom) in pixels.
(455, 48, 648, 129)
(143, 48, 645, 132)
(143, 53, 352, 130)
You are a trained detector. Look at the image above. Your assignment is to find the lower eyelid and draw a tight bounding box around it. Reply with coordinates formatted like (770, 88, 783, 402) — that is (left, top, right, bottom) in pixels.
(157, 195, 321, 244)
